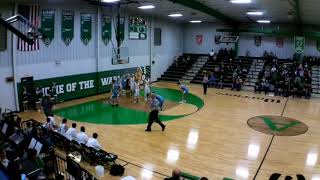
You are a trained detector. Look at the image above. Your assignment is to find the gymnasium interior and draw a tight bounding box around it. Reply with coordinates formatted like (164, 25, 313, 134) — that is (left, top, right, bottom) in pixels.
(1, 0, 320, 179)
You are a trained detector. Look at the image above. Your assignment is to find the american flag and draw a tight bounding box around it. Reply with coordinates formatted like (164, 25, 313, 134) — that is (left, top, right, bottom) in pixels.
(17, 4, 40, 51)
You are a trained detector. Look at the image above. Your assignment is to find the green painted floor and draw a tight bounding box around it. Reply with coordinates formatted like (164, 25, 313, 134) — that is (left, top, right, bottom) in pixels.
(54, 87, 204, 125)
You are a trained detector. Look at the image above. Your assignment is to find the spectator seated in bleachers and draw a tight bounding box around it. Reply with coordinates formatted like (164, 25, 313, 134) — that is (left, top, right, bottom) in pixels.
(207, 72, 217, 87)
(255, 53, 311, 99)
(254, 80, 262, 93)
(232, 76, 242, 91)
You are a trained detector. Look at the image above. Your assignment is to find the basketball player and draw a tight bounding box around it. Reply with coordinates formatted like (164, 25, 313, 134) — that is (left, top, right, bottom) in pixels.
(111, 80, 119, 107)
(130, 75, 135, 97)
(145, 93, 166, 132)
(125, 74, 131, 97)
(177, 81, 189, 103)
(133, 79, 140, 103)
(121, 74, 127, 96)
(144, 77, 151, 101)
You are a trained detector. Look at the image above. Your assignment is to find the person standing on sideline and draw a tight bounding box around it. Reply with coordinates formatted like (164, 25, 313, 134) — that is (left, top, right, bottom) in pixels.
(144, 77, 151, 101)
(22, 86, 29, 112)
(202, 72, 209, 95)
(177, 81, 189, 103)
(42, 96, 54, 117)
(50, 82, 57, 103)
(35, 87, 43, 111)
(145, 94, 165, 132)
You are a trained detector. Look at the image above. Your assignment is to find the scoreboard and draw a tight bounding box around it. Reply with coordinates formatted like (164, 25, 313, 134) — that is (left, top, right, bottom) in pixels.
(129, 17, 147, 40)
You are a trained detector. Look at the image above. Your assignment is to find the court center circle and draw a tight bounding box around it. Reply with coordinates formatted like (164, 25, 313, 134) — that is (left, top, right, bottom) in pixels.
(247, 115, 308, 136)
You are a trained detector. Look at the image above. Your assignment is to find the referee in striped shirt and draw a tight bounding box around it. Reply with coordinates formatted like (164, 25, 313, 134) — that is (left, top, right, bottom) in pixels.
(145, 94, 166, 132)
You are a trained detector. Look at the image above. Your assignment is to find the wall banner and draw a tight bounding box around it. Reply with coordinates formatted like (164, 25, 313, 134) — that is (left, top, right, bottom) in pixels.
(80, 13, 92, 45)
(41, 10, 55, 46)
(61, 11, 74, 46)
(294, 36, 305, 54)
(102, 15, 112, 45)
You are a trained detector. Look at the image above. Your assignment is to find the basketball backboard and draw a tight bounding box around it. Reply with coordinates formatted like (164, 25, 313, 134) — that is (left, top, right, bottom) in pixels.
(0, 14, 42, 45)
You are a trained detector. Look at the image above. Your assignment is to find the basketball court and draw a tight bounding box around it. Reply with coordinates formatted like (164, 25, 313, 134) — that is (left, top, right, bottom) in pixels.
(2, 0, 320, 179)
(18, 81, 320, 179)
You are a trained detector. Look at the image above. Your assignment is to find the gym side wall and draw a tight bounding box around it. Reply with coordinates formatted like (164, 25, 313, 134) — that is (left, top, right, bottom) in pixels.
(0, 1, 183, 111)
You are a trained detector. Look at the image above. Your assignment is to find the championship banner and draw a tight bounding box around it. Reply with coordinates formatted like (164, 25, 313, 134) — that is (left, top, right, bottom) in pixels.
(317, 40, 320, 52)
(196, 35, 203, 45)
(254, 36, 261, 47)
(41, 10, 55, 46)
(102, 15, 112, 45)
(294, 36, 305, 54)
(80, 13, 92, 45)
(61, 11, 74, 46)
(276, 37, 284, 48)
(119, 17, 125, 45)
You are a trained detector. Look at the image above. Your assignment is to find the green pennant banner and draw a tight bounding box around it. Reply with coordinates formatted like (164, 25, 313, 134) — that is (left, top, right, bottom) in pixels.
(41, 10, 55, 46)
(294, 36, 305, 54)
(119, 17, 125, 45)
(80, 13, 92, 45)
(101, 15, 112, 46)
(61, 11, 74, 46)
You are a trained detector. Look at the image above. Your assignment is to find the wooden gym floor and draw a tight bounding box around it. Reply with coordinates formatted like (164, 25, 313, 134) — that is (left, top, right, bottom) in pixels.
(20, 81, 320, 180)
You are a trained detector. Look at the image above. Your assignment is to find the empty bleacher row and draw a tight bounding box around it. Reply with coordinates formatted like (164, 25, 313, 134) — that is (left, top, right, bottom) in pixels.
(243, 59, 265, 88)
(158, 54, 200, 82)
(311, 66, 320, 94)
(191, 57, 253, 88)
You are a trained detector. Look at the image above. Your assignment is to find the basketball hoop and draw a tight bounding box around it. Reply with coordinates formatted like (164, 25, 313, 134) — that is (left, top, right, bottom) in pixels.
(0, 14, 42, 45)
(112, 47, 130, 65)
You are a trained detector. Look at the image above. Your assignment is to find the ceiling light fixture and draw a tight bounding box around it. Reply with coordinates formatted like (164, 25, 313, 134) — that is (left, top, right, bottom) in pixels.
(230, 0, 252, 4)
(101, 0, 120, 3)
(246, 11, 264, 16)
(257, 20, 271, 23)
(190, 20, 202, 23)
(138, 5, 155, 9)
(168, 13, 183, 17)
